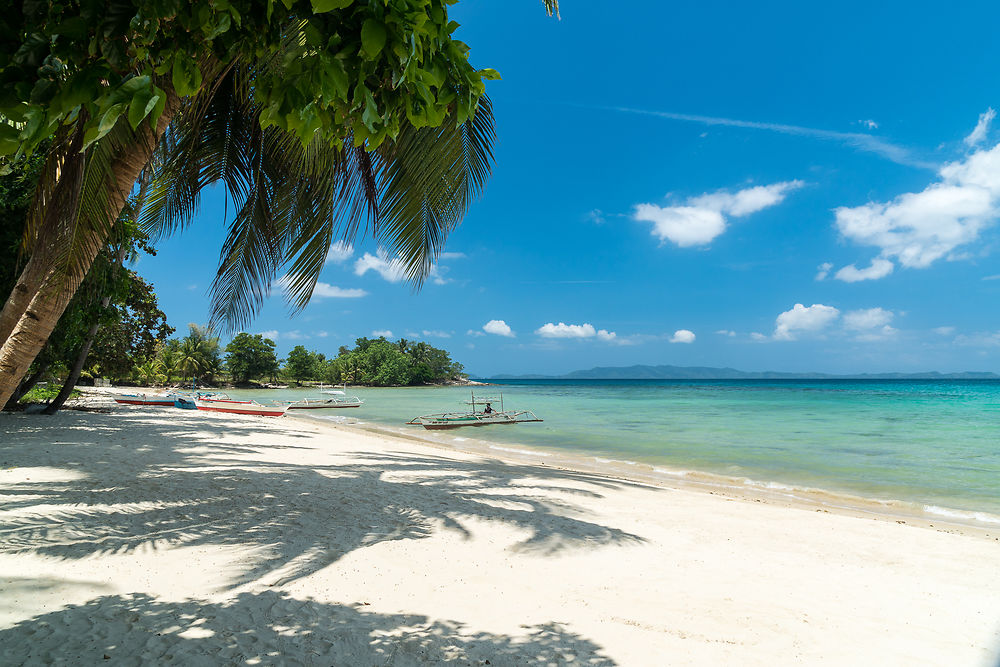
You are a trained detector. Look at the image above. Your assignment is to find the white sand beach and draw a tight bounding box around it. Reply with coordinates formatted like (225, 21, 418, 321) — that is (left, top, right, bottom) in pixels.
(1, 404, 999, 665)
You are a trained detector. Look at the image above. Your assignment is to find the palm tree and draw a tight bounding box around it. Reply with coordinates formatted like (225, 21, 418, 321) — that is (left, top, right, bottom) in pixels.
(140, 67, 494, 332)
(134, 360, 166, 387)
(0, 1, 559, 405)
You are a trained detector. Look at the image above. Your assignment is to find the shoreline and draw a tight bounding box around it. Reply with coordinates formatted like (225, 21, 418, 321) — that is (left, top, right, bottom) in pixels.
(289, 411, 1000, 538)
(2, 405, 999, 664)
(68, 386, 1000, 535)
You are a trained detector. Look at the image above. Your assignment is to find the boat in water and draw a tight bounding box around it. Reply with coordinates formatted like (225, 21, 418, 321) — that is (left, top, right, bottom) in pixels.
(407, 392, 542, 430)
(287, 387, 363, 410)
(193, 396, 288, 417)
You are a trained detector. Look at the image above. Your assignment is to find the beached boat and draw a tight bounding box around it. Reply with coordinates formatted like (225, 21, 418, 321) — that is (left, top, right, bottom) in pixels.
(193, 397, 288, 417)
(407, 392, 542, 430)
(114, 393, 177, 407)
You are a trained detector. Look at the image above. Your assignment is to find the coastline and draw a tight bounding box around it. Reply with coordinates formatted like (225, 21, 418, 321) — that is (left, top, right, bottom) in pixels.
(292, 411, 1000, 538)
(2, 403, 999, 664)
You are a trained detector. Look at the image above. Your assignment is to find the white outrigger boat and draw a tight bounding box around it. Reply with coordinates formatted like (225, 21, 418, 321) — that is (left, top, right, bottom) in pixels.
(407, 392, 542, 430)
(287, 385, 363, 410)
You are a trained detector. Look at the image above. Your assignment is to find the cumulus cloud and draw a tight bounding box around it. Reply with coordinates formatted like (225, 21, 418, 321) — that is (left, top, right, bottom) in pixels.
(354, 249, 451, 285)
(355, 250, 407, 282)
(258, 330, 279, 341)
(535, 322, 617, 341)
(815, 262, 834, 281)
(371, 329, 393, 338)
(634, 180, 803, 247)
(834, 258, 895, 283)
(964, 108, 995, 147)
(833, 138, 1000, 279)
(843, 307, 894, 331)
(670, 329, 696, 343)
(773, 303, 840, 341)
(326, 241, 354, 264)
(483, 320, 514, 337)
(312, 282, 368, 298)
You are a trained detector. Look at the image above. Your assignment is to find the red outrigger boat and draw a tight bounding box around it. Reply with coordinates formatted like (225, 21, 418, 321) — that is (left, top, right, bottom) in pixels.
(193, 397, 288, 417)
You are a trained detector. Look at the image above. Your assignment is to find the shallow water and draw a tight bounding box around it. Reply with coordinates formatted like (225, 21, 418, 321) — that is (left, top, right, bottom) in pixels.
(221, 379, 1000, 520)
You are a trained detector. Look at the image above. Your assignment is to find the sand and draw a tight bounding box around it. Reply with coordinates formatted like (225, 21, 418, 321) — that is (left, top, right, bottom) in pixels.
(1, 404, 999, 666)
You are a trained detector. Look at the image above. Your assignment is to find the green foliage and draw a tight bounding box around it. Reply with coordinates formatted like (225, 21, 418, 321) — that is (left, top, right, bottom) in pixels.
(19, 383, 80, 404)
(224, 332, 279, 384)
(0, 0, 500, 161)
(155, 324, 222, 384)
(306, 336, 463, 387)
(88, 273, 174, 381)
(283, 345, 318, 382)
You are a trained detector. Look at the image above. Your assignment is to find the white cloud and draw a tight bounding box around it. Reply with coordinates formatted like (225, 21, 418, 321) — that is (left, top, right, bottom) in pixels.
(964, 108, 995, 147)
(326, 241, 354, 264)
(933, 326, 956, 336)
(439, 252, 466, 260)
(371, 329, 393, 338)
(483, 320, 514, 337)
(834, 258, 895, 283)
(815, 262, 833, 281)
(312, 282, 368, 298)
(535, 322, 618, 341)
(834, 140, 1000, 278)
(422, 329, 451, 338)
(587, 209, 606, 224)
(634, 181, 803, 247)
(355, 250, 407, 282)
(843, 308, 894, 330)
(354, 249, 452, 285)
(860, 119, 879, 130)
(315, 331, 329, 338)
(283, 330, 306, 340)
(186, 283, 198, 291)
(716, 329, 737, 337)
(773, 303, 840, 341)
(258, 330, 279, 341)
(466, 329, 486, 337)
(983, 274, 1000, 281)
(670, 329, 696, 343)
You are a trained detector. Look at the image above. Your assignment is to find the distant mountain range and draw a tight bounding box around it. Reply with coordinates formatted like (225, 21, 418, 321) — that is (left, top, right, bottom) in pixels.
(480, 364, 1000, 381)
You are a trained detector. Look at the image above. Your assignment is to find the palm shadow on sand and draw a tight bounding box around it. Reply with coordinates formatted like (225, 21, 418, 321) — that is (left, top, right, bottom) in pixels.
(0, 588, 617, 665)
(0, 410, 648, 589)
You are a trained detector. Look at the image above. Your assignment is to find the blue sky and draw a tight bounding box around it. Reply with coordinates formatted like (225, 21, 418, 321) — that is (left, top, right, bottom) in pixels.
(137, 1, 1000, 377)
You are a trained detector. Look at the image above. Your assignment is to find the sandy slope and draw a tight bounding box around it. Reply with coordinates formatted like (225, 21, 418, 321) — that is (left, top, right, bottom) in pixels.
(1, 407, 998, 666)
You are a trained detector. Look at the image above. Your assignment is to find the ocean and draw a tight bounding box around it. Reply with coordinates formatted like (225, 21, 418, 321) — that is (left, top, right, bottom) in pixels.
(228, 379, 1000, 525)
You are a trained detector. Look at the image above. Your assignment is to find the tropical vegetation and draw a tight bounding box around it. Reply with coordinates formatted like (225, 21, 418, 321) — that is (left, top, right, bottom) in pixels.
(0, 0, 557, 408)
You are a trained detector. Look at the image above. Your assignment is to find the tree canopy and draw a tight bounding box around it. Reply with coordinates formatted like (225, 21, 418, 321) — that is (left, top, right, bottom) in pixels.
(0, 0, 506, 160)
(224, 332, 279, 384)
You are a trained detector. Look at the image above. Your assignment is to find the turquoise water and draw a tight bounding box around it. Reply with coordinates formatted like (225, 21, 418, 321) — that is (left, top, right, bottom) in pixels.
(225, 380, 1000, 520)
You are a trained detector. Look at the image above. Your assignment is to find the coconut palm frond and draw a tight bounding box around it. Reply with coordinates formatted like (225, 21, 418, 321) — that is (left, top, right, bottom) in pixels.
(373, 95, 495, 287)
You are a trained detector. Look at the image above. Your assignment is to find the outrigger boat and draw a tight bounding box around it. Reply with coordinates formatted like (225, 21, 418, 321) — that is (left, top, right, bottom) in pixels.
(114, 392, 178, 407)
(194, 396, 288, 417)
(407, 392, 542, 430)
(287, 387, 363, 410)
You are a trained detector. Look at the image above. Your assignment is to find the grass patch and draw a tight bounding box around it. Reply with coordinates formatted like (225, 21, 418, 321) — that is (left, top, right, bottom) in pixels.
(19, 384, 80, 404)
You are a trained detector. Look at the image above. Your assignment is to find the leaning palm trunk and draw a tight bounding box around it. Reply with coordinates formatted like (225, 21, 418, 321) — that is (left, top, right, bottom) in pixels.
(0, 90, 180, 408)
(43, 311, 103, 415)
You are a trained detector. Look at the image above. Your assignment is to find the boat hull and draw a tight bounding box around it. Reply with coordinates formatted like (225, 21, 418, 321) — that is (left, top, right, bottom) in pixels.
(115, 394, 175, 407)
(194, 398, 286, 417)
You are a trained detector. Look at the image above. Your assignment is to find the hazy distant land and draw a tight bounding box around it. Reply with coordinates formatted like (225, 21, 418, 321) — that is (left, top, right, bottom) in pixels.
(482, 364, 1000, 381)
